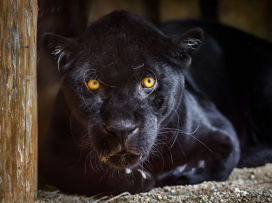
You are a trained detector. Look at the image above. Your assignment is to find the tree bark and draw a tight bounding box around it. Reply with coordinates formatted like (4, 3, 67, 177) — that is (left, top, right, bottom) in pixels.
(0, 0, 38, 202)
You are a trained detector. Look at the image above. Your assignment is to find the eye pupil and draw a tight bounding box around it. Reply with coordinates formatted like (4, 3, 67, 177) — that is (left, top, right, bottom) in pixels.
(93, 81, 97, 85)
(147, 79, 151, 83)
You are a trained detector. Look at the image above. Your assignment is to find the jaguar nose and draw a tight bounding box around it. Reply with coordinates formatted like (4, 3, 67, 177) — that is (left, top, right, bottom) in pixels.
(104, 121, 138, 144)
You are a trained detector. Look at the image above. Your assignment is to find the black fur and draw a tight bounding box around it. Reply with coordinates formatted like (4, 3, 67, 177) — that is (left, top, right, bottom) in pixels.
(39, 10, 272, 196)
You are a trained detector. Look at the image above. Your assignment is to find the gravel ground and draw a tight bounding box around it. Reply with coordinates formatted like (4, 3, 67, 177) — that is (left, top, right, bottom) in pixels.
(36, 163, 272, 203)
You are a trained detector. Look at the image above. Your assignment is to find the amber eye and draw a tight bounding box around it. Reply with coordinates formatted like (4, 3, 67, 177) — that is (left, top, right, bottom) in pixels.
(87, 80, 100, 90)
(142, 77, 155, 88)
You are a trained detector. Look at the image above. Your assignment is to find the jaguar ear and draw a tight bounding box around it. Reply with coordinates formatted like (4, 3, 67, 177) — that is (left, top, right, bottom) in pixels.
(41, 33, 77, 74)
(172, 28, 203, 67)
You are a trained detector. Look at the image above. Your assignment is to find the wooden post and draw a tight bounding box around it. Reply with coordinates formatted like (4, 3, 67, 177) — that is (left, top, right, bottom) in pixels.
(0, 0, 38, 202)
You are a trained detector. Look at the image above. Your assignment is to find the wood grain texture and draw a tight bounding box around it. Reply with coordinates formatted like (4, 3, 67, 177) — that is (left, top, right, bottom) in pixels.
(0, 0, 38, 202)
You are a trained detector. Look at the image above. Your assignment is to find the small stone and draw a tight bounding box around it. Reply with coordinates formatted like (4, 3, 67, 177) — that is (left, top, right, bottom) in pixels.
(235, 188, 240, 193)
(164, 186, 171, 192)
(157, 195, 162, 200)
(171, 189, 176, 193)
(241, 191, 249, 196)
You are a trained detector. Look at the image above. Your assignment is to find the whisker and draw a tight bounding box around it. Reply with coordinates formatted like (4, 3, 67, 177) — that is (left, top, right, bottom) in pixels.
(163, 125, 212, 152)
(69, 111, 80, 145)
(160, 126, 199, 135)
(149, 145, 165, 173)
(85, 151, 92, 175)
(177, 141, 187, 158)
(100, 167, 111, 181)
(95, 67, 117, 87)
(169, 109, 180, 148)
(187, 132, 213, 153)
(162, 142, 173, 164)
(89, 151, 99, 174)
(133, 63, 144, 69)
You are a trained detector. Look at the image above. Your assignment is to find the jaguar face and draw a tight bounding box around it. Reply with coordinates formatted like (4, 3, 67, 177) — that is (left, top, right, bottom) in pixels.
(42, 10, 202, 170)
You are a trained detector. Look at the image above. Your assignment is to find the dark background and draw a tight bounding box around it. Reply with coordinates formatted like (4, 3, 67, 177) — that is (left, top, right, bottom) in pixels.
(88, 0, 272, 42)
(37, 0, 272, 145)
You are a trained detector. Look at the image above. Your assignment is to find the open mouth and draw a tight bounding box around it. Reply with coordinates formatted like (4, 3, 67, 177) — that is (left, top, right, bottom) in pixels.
(101, 150, 141, 169)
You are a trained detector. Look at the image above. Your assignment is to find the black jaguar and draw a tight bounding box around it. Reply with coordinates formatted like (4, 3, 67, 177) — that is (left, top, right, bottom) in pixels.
(39, 10, 272, 196)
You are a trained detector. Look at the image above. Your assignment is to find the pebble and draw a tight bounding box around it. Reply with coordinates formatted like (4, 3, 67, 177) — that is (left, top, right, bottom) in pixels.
(164, 186, 171, 192)
(157, 194, 162, 200)
(234, 188, 240, 193)
(241, 191, 249, 196)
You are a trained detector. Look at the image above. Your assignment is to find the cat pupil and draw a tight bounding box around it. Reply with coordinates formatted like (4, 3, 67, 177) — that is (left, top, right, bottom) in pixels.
(93, 81, 97, 85)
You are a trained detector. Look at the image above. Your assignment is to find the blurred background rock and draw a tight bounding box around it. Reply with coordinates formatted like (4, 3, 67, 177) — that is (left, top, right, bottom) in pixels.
(37, 0, 272, 145)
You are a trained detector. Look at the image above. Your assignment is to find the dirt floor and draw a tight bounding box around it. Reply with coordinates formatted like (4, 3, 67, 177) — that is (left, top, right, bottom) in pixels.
(36, 163, 272, 203)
